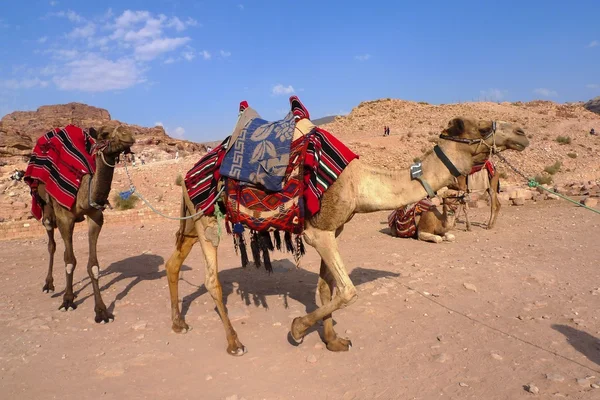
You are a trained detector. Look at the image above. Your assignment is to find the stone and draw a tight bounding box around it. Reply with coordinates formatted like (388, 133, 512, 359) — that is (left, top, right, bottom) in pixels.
(468, 200, 488, 209)
(491, 353, 503, 361)
(547, 194, 560, 200)
(433, 353, 451, 363)
(306, 354, 317, 363)
(545, 373, 565, 382)
(132, 321, 147, 331)
(512, 197, 525, 206)
(582, 197, 598, 208)
(525, 383, 539, 394)
(576, 378, 590, 387)
(463, 283, 477, 292)
(458, 382, 469, 387)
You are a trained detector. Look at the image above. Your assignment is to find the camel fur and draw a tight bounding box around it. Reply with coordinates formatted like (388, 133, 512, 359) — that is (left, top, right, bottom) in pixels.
(39, 124, 134, 323)
(164, 117, 529, 355)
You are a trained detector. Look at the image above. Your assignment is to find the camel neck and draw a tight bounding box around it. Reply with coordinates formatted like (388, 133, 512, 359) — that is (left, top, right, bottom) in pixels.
(355, 141, 474, 212)
(90, 153, 117, 208)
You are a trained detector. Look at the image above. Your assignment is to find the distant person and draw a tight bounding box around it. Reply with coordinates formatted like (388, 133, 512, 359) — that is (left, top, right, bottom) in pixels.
(386, 126, 390, 136)
(10, 169, 25, 181)
(591, 128, 596, 136)
(140, 155, 146, 165)
(131, 153, 136, 167)
(206, 146, 212, 152)
(383, 126, 386, 137)
(175, 151, 179, 161)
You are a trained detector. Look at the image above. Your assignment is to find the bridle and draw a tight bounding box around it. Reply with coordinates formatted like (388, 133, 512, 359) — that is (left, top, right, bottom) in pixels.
(438, 121, 499, 156)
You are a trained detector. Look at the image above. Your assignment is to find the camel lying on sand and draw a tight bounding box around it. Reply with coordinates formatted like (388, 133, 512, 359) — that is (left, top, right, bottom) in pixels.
(165, 117, 529, 355)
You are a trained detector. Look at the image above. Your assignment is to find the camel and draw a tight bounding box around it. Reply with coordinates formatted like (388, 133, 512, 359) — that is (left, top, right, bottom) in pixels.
(443, 163, 501, 231)
(164, 117, 529, 355)
(38, 124, 134, 323)
(388, 198, 458, 243)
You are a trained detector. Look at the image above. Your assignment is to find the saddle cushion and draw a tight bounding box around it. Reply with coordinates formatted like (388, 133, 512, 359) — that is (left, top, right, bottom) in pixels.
(467, 159, 496, 192)
(220, 109, 296, 191)
(388, 199, 434, 238)
(224, 136, 306, 234)
(24, 125, 96, 220)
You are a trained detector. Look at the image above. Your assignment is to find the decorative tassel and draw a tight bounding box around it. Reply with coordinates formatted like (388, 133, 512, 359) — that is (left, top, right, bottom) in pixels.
(250, 231, 261, 268)
(284, 231, 294, 253)
(260, 231, 274, 251)
(297, 235, 305, 256)
(225, 220, 232, 235)
(259, 234, 273, 273)
(273, 230, 282, 251)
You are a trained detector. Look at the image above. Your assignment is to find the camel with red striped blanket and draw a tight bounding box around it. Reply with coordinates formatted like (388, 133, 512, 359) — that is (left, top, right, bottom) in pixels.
(26, 124, 134, 323)
(164, 106, 529, 356)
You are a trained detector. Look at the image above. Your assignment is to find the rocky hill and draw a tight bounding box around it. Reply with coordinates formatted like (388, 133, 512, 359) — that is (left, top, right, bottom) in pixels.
(322, 99, 600, 184)
(0, 102, 205, 164)
(585, 96, 600, 115)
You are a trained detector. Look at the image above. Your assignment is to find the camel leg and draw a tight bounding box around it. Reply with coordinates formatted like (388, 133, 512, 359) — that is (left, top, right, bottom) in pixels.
(418, 231, 443, 243)
(317, 260, 353, 351)
(56, 214, 77, 311)
(166, 234, 197, 333)
(42, 228, 56, 293)
(196, 216, 246, 356)
(487, 173, 501, 230)
(291, 228, 357, 351)
(462, 200, 472, 231)
(86, 211, 113, 323)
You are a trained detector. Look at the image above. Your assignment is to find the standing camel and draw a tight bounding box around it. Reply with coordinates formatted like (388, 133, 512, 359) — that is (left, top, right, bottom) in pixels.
(35, 125, 134, 323)
(165, 117, 529, 355)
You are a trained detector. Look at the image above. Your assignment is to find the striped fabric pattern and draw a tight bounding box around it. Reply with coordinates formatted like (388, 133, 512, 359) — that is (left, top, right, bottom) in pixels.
(24, 125, 96, 220)
(388, 199, 434, 238)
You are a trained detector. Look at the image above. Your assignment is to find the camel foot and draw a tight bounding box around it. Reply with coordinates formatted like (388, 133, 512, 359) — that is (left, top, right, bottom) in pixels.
(444, 233, 456, 242)
(42, 282, 55, 293)
(59, 299, 77, 312)
(171, 318, 190, 334)
(94, 308, 114, 324)
(326, 336, 352, 352)
(227, 340, 247, 356)
(290, 317, 307, 344)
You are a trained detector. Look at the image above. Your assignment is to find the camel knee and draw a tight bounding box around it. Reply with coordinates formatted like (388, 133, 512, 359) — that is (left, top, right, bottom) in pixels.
(205, 272, 223, 299)
(338, 286, 357, 307)
(48, 241, 56, 254)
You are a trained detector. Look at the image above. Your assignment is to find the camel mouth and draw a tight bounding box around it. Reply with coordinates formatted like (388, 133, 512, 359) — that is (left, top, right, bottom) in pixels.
(510, 143, 527, 151)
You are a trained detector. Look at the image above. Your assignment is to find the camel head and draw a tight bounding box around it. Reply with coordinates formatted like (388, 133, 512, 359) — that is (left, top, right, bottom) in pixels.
(440, 118, 529, 161)
(89, 124, 135, 155)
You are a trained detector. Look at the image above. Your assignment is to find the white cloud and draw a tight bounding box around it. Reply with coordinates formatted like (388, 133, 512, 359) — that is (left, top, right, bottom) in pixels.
(220, 50, 231, 57)
(587, 40, 598, 48)
(479, 88, 508, 101)
(354, 54, 371, 61)
(155, 122, 164, 127)
(164, 57, 176, 64)
(134, 37, 190, 60)
(272, 84, 295, 96)
(171, 127, 185, 138)
(0, 78, 49, 90)
(38, 36, 48, 43)
(68, 23, 96, 39)
(200, 50, 211, 60)
(238, 4, 244, 10)
(53, 54, 145, 92)
(586, 83, 599, 89)
(533, 88, 558, 98)
(182, 51, 195, 61)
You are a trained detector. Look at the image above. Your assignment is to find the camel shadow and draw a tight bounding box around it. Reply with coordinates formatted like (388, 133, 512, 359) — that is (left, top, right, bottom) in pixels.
(179, 259, 399, 340)
(60, 254, 190, 313)
(552, 324, 600, 366)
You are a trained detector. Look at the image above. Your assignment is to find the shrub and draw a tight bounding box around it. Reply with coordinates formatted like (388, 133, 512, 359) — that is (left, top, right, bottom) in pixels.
(175, 174, 184, 186)
(567, 152, 577, 159)
(407, 132, 414, 138)
(544, 161, 561, 175)
(113, 194, 139, 210)
(499, 171, 508, 179)
(418, 101, 429, 105)
(556, 136, 571, 145)
(413, 157, 421, 163)
(534, 174, 553, 185)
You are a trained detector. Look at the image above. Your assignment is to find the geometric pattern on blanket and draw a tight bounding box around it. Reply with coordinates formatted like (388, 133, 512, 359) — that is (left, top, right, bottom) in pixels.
(387, 199, 434, 239)
(24, 125, 96, 220)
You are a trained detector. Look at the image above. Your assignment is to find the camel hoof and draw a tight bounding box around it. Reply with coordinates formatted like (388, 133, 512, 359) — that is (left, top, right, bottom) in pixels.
(290, 317, 306, 344)
(444, 234, 456, 242)
(326, 337, 352, 352)
(94, 309, 114, 324)
(42, 283, 55, 293)
(172, 319, 190, 334)
(433, 236, 443, 244)
(227, 344, 247, 356)
(59, 299, 77, 312)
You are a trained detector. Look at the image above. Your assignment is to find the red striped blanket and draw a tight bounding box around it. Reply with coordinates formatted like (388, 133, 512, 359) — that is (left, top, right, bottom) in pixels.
(388, 199, 434, 238)
(470, 159, 495, 178)
(24, 125, 96, 220)
(185, 129, 358, 220)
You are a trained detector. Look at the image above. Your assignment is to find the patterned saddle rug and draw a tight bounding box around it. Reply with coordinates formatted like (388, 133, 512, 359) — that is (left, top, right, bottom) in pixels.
(220, 108, 296, 192)
(468, 159, 498, 193)
(388, 199, 434, 239)
(24, 125, 96, 220)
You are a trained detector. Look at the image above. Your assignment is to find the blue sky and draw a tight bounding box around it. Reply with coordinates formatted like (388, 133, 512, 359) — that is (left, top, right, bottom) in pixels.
(0, 0, 599, 141)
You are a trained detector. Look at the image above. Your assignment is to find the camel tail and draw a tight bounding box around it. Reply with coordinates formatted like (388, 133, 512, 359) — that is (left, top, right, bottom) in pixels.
(175, 196, 188, 251)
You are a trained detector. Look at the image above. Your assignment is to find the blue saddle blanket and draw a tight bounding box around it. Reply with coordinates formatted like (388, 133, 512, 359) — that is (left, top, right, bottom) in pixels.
(220, 111, 296, 191)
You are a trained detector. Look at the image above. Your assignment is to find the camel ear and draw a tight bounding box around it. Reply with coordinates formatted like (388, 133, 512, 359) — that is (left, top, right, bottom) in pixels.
(88, 127, 98, 140)
(443, 118, 465, 136)
(96, 126, 111, 140)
